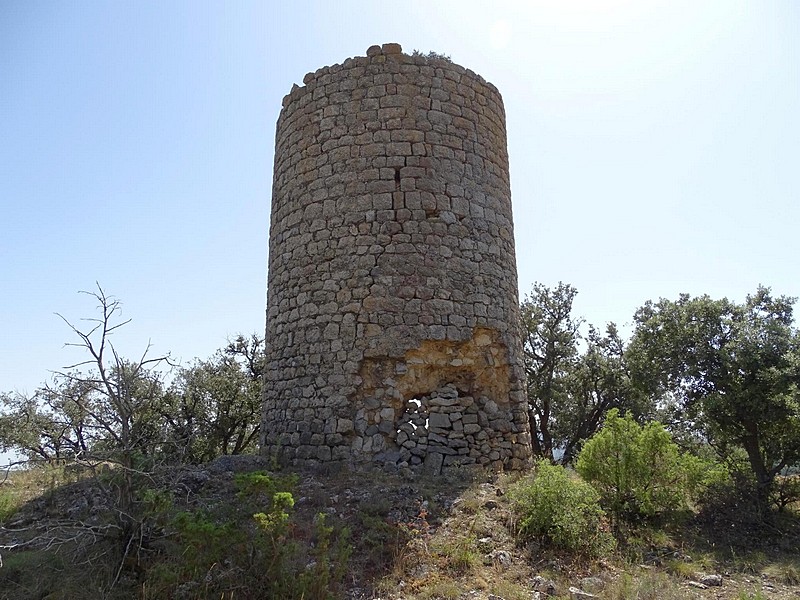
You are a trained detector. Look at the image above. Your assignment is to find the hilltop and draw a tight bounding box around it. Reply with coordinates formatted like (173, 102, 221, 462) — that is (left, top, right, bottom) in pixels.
(1, 457, 798, 599)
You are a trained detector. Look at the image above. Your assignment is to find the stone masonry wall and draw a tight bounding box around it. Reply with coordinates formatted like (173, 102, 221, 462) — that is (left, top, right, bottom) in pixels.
(262, 43, 532, 473)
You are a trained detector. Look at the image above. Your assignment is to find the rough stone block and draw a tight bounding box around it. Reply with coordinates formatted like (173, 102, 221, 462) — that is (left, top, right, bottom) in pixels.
(428, 412, 452, 429)
(381, 42, 402, 55)
(422, 451, 444, 475)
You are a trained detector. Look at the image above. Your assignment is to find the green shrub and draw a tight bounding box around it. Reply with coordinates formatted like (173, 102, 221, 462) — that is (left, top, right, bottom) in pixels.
(144, 471, 350, 600)
(294, 512, 352, 597)
(576, 409, 715, 520)
(509, 459, 614, 556)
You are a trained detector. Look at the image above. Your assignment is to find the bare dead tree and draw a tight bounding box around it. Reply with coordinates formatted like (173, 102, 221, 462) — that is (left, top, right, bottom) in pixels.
(53, 285, 172, 529)
(0, 285, 178, 589)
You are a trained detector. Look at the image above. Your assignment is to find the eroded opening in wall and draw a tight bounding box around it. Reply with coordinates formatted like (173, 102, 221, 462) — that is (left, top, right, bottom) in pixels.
(394, 384, 507, 474)
(395, 396, 428, 466)
(355, 327, 527, 472)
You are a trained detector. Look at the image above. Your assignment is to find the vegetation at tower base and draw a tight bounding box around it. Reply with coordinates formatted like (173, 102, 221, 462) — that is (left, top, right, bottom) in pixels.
(520, 282, 651, 464)
(575, 409, 726, 522)
(520, 282, 581, 460)
(509, 458, 615, 557)
(0, 287, 276, 596)
(520, 282, 800, 513)
(0, 289, 350, 598)
(160, 333, 263, 463)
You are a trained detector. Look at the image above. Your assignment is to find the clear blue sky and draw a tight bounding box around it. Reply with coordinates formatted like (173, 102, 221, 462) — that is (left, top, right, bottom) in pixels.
(2, 0, 798, 397)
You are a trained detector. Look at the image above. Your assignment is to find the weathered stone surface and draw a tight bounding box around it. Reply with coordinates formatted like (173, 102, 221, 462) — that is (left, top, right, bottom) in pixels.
(579, 577, 605, 593)
(423, 451, 444, 475)
(336, 419, 354, 434)
(428, 412, 451, 429)
(569, 586, 597, 600)
(699, 574, 723, 587)
(688, 581, 708, 589)
(261, 43, 532, 472)
(484, 549, 512, 569)
(532, 576, 558, 596)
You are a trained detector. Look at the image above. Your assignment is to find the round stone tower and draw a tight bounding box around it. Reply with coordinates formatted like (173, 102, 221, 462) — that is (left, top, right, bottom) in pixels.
(262, 43, 532, 473)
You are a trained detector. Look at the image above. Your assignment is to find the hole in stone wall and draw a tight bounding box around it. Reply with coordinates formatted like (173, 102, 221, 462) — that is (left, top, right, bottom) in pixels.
(396, 396, 428, 467)
(394, 383, 486, 473)
(394, 167, 401, 190)
(356, 328, 524, 470)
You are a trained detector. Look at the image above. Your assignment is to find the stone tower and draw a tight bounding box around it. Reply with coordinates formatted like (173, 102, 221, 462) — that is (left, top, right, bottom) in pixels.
(262, 43, 532, 473)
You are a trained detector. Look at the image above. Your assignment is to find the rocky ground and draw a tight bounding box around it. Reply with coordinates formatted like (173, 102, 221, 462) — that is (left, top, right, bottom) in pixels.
(1, 457, 798, 599)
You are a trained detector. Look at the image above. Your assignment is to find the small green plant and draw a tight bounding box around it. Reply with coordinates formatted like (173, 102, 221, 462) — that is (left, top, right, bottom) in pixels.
(762, 560, 800, 584)
(664, 558, 697, 579)
(604, 570, 685, 600)
(509, 459, 614, 556)
(411, 49, 452, 62)
(294, 512, 352, 597)
(171, 509, 243, 574)
(737, 589, 768, 600)
(142, 471, 351, 600)
(434, 528, 478, 575)
(490, 579, 534, 600)
(775, 562, 800, 585)
(235, 470, 297, 498)
(0, 487, 19, 523)
(730, 549, 769, 575)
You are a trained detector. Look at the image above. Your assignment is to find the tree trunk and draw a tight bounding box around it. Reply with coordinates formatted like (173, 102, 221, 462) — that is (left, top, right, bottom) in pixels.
(741, 430, 772, 509)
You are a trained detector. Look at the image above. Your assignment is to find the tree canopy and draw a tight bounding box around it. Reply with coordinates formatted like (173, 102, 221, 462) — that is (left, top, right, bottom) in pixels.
(628, 286, 800, 502)
(0, 287, 264, 468)
(520, 283, 649, 462)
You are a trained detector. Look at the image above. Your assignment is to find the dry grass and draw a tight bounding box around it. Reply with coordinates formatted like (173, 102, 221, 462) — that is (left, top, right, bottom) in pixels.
(603, 570, 689, 600)
(0, 463, 86, 523)
(2, 461, 800, 599)
(763, 561, 800, 585)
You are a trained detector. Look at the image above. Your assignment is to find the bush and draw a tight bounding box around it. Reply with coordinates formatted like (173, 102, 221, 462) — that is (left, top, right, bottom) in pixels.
(0, 488, 19, 523)
(509, 459, 614, 556)
(576, 409, 717, 521)
(144, 471, 350, 600)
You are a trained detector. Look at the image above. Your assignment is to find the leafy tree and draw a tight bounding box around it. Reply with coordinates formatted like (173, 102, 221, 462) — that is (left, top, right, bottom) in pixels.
(161, 334, 264, 463)
(520, 282, 581, 458)
(520, 283, 650, 461)
(0, 287, 270, 588)
(0, 288, 170, 470)
(0, 392, 70, 462)
(556, 324, 650, 464)
(0, 288, 264, 468)
(0, 285, 174, 563)
(53, 287, 172, 533)
(628, 287, 800, 505)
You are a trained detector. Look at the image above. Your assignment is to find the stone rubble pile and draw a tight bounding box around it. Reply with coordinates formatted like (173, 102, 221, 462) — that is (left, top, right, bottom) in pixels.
(390, 383, 520, 474)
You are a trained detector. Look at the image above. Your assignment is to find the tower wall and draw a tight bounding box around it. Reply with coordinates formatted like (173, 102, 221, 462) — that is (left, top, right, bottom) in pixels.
(262, 43, 531, 472)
